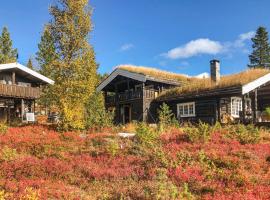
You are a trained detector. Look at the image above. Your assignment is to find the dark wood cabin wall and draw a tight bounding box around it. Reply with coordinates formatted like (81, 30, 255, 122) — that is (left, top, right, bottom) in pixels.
(157, 93, 242, 124)
(130, 99, 144, 122)
(162, 98, 217, 124)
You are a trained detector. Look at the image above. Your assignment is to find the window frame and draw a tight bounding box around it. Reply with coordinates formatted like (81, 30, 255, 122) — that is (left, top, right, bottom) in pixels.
(177, 102, 196, 118)
(231, 97, 242, 118)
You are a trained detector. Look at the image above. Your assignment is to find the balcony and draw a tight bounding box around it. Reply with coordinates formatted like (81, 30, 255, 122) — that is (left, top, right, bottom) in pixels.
(106, 89, 157, 105)
(0, 84, 41, 99)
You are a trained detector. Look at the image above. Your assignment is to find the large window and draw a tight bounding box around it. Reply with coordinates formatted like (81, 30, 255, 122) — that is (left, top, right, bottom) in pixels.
(231, 97, 242, 117)
(177, 102, 195, 117)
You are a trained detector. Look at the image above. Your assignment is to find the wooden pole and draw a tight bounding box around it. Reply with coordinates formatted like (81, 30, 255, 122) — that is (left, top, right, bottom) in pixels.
(21, 99, 24, 123)
(142, 83, 146, 122)
(12, 72, 16, 85)
(242, 95, 246, 124)
(254, 89, 258, 123)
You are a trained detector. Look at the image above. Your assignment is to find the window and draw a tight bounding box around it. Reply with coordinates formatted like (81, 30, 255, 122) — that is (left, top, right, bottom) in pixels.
(177, 102, 195, 117)
(231, 97, 242, 117)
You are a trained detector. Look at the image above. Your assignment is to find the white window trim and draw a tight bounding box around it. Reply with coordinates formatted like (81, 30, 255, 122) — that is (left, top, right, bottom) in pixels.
(177, 102, 196, 118)
(231, 97, 242, 118)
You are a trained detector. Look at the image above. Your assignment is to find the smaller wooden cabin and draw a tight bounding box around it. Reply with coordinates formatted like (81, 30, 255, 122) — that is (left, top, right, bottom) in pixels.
(158, 60, 270, 124)
(0, 63, 54, 124)
(98, 60, 270, 125)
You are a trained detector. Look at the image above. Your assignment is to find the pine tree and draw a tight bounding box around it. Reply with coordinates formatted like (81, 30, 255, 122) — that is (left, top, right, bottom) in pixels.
(36, 27, 58, 110)
(38, 0, 98, 130)
(27, 58, 34, 70)
(0, 27, 18, 64)
(248, 26, 270, 68)
(36, 27, 58, 78)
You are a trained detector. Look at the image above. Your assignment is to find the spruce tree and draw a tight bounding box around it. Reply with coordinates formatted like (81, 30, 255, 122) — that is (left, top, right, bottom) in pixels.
(0, 27, 18, 64)
(27, 58, 34, 70)
(36, 27, 58, 110)
(37, 0, 98, 130)
(248, 26, 270, 68)
(36, 27, 58, 78)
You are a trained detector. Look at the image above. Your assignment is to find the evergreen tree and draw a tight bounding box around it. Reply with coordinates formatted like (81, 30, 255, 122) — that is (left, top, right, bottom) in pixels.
(38, 0, 98, 130)
(36, 27, 58, 78)
(27, 58, 34, 70)
(0, 27, 18, 64)
(86, 73, 113, 128)
(249, 26, 270, 68)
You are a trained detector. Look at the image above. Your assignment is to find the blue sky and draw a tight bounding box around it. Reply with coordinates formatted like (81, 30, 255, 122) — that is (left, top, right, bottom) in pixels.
(0, 0, 270, 76)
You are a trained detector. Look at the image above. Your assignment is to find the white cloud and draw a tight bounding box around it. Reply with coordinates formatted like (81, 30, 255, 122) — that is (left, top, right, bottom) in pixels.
(120, 43, 134, 51)
(164, 38, 223, 59)
(162, 31, 255, 60)
(233, 31, 255, 48)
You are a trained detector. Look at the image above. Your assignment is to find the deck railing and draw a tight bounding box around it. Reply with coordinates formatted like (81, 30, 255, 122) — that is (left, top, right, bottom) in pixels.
(0, 84, 41, 99)
(106, 89, 157, 104)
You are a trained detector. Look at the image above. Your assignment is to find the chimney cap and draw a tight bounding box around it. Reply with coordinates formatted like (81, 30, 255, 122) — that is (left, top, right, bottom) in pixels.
(210, 59, 220, 64)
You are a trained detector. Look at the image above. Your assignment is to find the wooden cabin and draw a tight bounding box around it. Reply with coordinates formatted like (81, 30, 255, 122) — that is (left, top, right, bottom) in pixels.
(97, 60, 270, 125)
(0, 63, 54, 124)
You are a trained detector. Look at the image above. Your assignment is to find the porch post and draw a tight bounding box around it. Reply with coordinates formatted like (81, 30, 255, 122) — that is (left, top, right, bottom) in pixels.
(242, 95, 246, 124)
(104, 90, 107, 104)
(33, 100, 36, 114)
(216, 98, 220, 123)
(142, 83, 146, 122)
(114, 84, 120, 124)
(21, 99, 24, 123)
(12, 72, 16, 85)
(127, 79, 130, 99)
(253, 89, 258, 123)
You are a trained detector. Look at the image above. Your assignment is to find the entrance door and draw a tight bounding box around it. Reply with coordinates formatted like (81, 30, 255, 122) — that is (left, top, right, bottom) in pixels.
(123, 105, 131, 124)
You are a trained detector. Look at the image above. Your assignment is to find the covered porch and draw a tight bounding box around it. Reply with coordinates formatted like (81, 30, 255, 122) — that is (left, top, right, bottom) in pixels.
(241, 81, 270, 124)
(0, 98, 36, 124)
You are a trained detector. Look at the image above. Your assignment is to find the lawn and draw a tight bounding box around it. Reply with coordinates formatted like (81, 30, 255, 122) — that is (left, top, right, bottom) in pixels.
(0, 123, 270, 199)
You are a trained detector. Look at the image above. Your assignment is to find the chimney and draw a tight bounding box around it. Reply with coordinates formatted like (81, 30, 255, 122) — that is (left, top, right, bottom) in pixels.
(210, 59, 220, 85)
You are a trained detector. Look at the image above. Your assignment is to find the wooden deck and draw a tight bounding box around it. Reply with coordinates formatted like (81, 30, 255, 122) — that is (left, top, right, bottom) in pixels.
(0, 84, 41, 99)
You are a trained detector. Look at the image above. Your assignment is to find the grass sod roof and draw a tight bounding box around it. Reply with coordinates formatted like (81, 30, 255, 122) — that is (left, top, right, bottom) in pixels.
(117, 65, 195, 84)
(158, 68, 270, 100)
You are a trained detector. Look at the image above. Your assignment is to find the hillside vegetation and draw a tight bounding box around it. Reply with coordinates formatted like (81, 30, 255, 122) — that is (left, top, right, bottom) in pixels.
(0, 123, 270, 200)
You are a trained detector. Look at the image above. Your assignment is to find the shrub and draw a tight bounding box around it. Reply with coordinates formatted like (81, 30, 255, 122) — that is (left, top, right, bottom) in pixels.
(144, 168, 179, 200)
(0, 123, 8, 134)
(184, 121, 212, 143)
(158, 103, 178, 131)
(0, 146, 18, 162)
(179, 183, 195, 200)
(20, 188, 40, 200)
(0, 190, 10, 200)
(106, 139, 119, 157)
(265, 107, 270, 117)
(229, 124, 260, 144)
(135, 122, 159, 145)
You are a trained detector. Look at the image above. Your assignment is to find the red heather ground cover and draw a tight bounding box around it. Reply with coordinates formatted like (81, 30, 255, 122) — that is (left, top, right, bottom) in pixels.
(0, 125, 269, 199)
